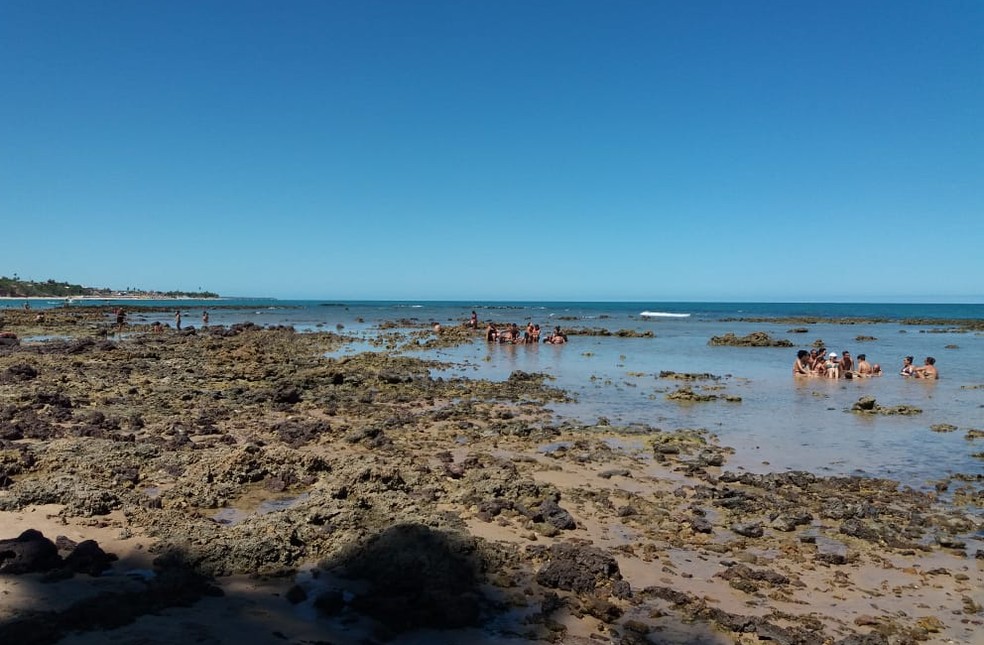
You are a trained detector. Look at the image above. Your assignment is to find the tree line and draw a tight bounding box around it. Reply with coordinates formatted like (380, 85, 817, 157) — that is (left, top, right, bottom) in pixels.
(0, 275, 218, 299)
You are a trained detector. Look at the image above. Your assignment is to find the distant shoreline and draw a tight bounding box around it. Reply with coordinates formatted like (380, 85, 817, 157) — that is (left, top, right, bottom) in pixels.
(0, 296, 223, 301)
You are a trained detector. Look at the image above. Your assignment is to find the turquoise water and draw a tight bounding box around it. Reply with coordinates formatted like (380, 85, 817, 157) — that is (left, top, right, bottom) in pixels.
(6, 299, 983, 488)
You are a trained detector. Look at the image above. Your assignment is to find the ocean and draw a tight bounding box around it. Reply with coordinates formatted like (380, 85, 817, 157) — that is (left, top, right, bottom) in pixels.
(6, 299, 983, 491)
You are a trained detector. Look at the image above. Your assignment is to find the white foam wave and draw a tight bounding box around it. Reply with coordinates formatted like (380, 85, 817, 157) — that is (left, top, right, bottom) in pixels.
(640, 311, 691, 318)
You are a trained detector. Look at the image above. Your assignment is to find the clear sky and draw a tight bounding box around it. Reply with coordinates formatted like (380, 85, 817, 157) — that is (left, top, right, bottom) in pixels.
(2, 1, 981, 302)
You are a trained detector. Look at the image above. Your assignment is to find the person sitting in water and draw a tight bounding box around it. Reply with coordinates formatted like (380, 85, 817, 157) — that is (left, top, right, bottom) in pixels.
(900, 355, 915, 376)
(856, 354, 881, 377)
(839, 351, 854, 374)
(911, 356, 939, 379)
(486, 322, 498, 342)
(824, 352, 840, 379)
(811, 348, 827, 376)
(524, 322, 535, 344)
(793, 350, 812, 376)
(508, 323, 521, 343)
(531, 324, 541, 343)
(545, 326, 568, 344)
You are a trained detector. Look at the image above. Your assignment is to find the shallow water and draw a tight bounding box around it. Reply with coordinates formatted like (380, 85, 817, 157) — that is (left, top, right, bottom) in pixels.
(13, 300, 981, 489)
(419, 319, 983, 488)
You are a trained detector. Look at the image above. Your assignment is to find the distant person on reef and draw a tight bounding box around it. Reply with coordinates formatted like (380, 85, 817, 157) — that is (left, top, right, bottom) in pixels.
(202, 310, 209, 326)
(856, 354, 881, 377)
(793, 350, 812, 376)
(900, 356, 915, 376)
(115, 307, 126, 332)
(911, 356, 939, 379)
(433, 322, 442, 334)
(469, 311, 478, 329)
(174, 310, 182, 330)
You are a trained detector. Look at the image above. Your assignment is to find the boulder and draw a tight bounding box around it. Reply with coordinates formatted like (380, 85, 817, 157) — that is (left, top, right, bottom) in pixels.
(0, 529, 62, 574)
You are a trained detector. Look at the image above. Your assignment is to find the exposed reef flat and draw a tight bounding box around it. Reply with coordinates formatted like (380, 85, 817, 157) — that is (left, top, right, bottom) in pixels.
(0, 307, 980, 644)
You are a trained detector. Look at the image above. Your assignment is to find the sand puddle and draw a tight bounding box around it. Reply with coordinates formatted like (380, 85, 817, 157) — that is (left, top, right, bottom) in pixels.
(212, 491, 311, 526)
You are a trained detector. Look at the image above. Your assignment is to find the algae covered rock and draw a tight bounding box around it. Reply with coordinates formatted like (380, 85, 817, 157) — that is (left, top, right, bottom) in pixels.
(708, 331, 793, 348)
(851, 397, 922, 416)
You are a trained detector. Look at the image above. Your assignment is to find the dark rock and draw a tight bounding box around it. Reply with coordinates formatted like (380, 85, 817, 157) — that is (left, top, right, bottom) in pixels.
(63, 539, 117, 576)
(731, 522, 764, 538)
(771, 512, 813, 532)
(851, 396, 922, 416)
(667, 386, 719, 402)
(535, 499, 576, 530)
(658, 371, 721, 381)
(689, 517, 713, 534)
(597, 468, 631, 479)
(708, 332, 793, 348)
(816, 552, 848, 565)
(583, 594, 622, 622)
(717, 563, 790, 588)
(0, 529, 63, 573)
(852, 396, 877, 412)
(836, 633, 890, 645)
(1, 363, 38, 383)
(755, 621, 824, 645)
(839, 519, 881, 542)
(536, 542, 624, 594)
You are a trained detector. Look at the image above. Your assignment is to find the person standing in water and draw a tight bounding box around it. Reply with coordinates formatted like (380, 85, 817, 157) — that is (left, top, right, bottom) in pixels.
(202, 310, 209, 326)
(174, 310, 182, 330)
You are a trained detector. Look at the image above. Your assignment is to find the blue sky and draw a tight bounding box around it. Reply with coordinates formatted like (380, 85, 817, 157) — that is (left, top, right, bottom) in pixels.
(2, 1, 981, 301)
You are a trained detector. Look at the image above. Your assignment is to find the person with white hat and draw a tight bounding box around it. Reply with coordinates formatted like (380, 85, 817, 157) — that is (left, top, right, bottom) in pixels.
(824, 351, 841, 379)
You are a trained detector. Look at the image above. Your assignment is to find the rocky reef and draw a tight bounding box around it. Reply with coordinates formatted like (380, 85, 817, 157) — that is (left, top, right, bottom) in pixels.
(0, 306, 980, 645)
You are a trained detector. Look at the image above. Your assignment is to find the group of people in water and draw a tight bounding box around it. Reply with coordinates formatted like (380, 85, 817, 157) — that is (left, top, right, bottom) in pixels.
(793, 348, 939, 379)
(459, 311, 569, 345)
(485, 321, 569, 345)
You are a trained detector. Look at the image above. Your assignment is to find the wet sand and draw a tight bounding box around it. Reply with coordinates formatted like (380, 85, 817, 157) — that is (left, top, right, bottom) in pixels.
(0, 307, 981, 644)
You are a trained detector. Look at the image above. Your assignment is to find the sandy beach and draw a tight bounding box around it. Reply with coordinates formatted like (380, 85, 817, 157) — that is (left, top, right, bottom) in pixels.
(0, 306, 980, 645)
